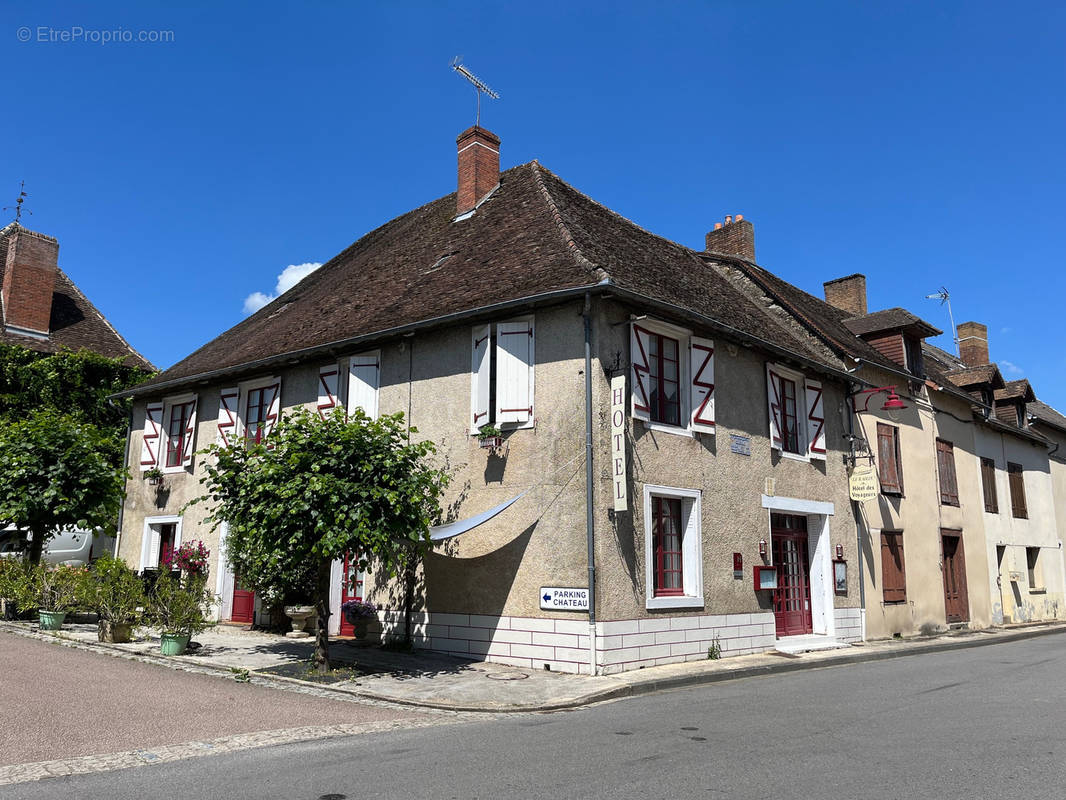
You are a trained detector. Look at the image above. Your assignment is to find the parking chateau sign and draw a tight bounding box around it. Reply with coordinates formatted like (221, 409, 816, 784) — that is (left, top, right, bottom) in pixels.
(611, 374, 628, 512)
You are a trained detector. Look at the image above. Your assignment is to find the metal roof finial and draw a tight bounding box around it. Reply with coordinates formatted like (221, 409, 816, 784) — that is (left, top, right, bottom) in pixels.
(3, 181, 30, 224)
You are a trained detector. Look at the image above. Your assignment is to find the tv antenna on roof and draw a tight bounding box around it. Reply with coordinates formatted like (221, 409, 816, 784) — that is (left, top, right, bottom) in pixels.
(2, 181, 30, 224)
(925, 286, 959, 357)
(451, 56, 499, 128)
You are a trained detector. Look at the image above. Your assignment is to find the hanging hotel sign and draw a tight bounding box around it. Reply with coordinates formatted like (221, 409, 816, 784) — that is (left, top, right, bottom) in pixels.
(610, 374, 628, 512)
(848, 463, 878, 502)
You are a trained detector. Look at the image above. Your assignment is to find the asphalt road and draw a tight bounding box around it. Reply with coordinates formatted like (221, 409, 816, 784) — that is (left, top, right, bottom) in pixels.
(0, 631, 433, 768)
(6, 631, 1064, 800)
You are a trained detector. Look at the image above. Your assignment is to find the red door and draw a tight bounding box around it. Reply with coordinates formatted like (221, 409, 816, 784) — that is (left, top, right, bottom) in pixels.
(772, 513, 813, 637)
(338, 551, 364, 637)
(941, 531, 969, 623)
(231, 582, 255, 624)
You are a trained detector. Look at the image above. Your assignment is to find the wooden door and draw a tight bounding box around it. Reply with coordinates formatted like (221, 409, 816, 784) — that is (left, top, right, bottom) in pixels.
(772, 513, 813, 637)
(231, 582, 255, 624)
(941, 531, 969, 623)
(338, 551, 364, 637)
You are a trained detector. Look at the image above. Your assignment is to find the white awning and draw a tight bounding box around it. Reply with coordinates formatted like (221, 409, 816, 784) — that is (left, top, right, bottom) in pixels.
(430, 491, 527, 541)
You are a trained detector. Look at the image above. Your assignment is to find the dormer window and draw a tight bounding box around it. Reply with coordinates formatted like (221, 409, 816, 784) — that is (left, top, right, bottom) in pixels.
(1017, 404, 1026, 429)
(903, 336, 924, 378)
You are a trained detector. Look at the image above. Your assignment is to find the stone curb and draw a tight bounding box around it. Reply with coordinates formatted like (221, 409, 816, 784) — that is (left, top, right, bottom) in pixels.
(3, 619, 1063, 714)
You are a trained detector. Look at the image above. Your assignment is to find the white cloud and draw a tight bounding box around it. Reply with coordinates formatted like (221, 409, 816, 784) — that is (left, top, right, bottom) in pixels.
(999, 360, 1024, 376)
(243, 262, 322, 314)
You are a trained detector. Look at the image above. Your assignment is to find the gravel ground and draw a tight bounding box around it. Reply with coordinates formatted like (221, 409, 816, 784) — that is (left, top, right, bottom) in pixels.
(0, 631, 432, 767)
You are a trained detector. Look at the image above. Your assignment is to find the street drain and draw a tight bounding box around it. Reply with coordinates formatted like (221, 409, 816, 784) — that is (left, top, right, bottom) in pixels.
(681, 727, 698, 731)
(486, 671, 529, 680)
(318, 795, 347, 800)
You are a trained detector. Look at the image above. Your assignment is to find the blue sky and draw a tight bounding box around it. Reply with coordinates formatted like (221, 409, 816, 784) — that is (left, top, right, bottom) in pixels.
(3, 2, 1064, 406)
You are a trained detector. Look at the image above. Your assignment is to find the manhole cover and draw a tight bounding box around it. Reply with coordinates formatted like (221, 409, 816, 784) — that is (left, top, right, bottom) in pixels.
(485, 671, 530, 681)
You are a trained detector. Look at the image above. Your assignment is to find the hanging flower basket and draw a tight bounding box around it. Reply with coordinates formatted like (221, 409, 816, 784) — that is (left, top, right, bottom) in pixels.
(479, 436, 503, 449)
(144, 467, 164, 487)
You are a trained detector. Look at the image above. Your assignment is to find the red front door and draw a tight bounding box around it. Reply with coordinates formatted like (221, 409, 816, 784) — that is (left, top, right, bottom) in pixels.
(231, 582, 255, 624)
(338, 551, 364, 637)
(772, 513, 813, 637)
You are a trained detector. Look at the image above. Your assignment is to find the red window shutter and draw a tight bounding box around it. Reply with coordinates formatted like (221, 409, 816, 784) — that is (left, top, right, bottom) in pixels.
(689, 336, 715, 433)
(181, 397, 198, 468)
(216, 388, 238, 447)
(139, 402, 164, 469)
(805, 379, 826, 460)
(317, 365, 339, 419)
(630, 324, 652, 423)
(262, 379, 282, 439)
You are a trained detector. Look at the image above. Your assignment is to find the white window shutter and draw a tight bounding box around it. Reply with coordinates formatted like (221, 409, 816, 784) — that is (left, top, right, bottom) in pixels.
(766, 365, 783, 450)
(140, 402, 164, 469)
(495, 320, 534, 424)
(318, 365, 340, 419)
(263, 378, 282, 438)
(217, 388, 238, 447)
(690, 336, 715, 434)
(348, 354, 379, 419)
(470, 325, 491, 433)
(630, 324, 652, 423)
(181, 397, 198, 468)
(805, 379, 826, 460)
(146, 528, 161, 570)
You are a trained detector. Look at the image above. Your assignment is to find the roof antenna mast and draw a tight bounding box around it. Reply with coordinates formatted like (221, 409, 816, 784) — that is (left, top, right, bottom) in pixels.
(451, 57, 500, 128)
(925, 286, 958, 356)
(2, 181, 30, 224)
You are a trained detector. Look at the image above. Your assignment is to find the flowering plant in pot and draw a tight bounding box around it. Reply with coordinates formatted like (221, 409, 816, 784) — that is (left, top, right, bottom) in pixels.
(160, 540, 210, 577)
(476, 424, 503, 449)
(77, 555, 144, 643)
(340, 599, 378, 639)
(146, 571, 214, 655)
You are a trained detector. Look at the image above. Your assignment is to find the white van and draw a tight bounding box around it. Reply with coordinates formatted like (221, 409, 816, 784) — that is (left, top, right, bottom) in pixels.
(0, 527, 115, 566)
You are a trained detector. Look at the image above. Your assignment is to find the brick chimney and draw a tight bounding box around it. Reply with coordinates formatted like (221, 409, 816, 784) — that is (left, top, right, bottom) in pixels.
(704, 214, 755, 261)
(456, 126, 500, 216)
(1, 224, 58, 336)
(823, 274, 867, 317)
(957, 321, 989, 367)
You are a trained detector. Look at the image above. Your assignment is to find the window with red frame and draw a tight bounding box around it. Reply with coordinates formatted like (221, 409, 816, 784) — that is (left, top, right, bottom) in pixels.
(164, 401, 194, 468)
(157, 523, 177, 569)
(647, 332, 681, 426)
(245, 387, 269, 444)
(653, 496, 683, 595)
(777, 374, 800, 454)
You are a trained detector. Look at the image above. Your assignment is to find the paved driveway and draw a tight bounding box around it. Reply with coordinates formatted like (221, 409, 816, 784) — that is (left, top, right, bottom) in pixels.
(0, 631, 432, 768)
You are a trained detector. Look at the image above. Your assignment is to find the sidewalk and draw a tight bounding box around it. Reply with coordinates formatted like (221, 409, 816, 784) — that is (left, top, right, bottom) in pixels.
(3, 619, 1064, 713)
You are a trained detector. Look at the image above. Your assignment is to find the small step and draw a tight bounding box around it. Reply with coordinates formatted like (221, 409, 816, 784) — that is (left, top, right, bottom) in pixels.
(774, 635, 851, 656)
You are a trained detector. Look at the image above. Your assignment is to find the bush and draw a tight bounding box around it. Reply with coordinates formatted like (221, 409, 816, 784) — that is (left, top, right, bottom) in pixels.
(1, 562, 86, 613)
(145, 572, 214, 636)
(78, 555, 144, 625)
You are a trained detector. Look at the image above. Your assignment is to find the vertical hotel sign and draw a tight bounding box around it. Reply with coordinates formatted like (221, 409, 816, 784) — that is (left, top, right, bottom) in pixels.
(610, 374, 628, 511)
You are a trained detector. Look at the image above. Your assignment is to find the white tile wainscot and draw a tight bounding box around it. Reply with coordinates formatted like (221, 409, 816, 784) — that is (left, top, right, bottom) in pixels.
(834, 607, 863, 643)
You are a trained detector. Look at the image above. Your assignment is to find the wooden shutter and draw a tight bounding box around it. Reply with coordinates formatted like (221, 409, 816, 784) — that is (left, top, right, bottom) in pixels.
(317, 365, 339, 419)
(181, 397, 198, 468)
(805, 379, 826, 460)
(880, 531, 906, 603)
(766, 365, 783, 450)
(936, 439, 959, 505)
(348, 355, 379, 419)
(1008, 462, 1028, 518)
(630, 324, 652, 423)
(496, 320, 534, 424)
(470, 325, 491, 433)
(262, 379, 282, 438)
(981, 457, 998, 513)
(877, 423, 901, 494)
(217, 388, 239, 447)
(139, 402, 164, 469)
(689, 336, 715, 434)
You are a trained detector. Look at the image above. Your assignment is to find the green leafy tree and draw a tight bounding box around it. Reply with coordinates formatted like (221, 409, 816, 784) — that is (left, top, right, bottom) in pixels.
(197, 407, 449, 672)
(0, 410, 127, 564)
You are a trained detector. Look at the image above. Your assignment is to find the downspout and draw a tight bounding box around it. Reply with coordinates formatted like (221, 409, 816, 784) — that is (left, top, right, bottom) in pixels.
(110, 398, 134, 560)
(844, 383, 867, 641)
(583, 292, 598, 675)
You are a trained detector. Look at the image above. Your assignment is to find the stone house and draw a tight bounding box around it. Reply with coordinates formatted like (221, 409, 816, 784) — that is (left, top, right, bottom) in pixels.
(112, 126, 865, 674)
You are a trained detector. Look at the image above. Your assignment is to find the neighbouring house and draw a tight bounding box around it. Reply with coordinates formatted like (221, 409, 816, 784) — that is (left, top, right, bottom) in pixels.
(112, 126, 865, 674)
(928, 324, 1065, 625)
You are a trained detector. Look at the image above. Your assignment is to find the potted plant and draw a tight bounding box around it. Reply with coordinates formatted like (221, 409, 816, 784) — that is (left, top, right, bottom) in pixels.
(477, 423, 503, 450)
(160, 540, 210, 578)
(78, 555, 144, 643)
(5, 563, 85, 630)
(143, 466, 164, 486)
(146, 571, 214, 655)
(340, 598, 378, 640)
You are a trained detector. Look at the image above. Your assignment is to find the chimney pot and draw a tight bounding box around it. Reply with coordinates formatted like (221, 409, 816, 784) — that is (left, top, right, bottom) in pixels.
(456, 126, 501, 217)
(1, 224, 58, 335)
(823, 274, 868, 317)
(957, 321, 990, 367)
(735, 214, 743, 222)
(725, 215, 733, 225)
(714, 222, 722, 230)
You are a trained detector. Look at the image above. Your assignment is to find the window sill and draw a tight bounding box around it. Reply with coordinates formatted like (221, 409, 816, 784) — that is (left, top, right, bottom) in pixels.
(1029, 587, 1047, 594)
(642, 420, 695, 439)
(646, 595, 704, 610)
(881, 490, 904, 498)
(940, 500, 960, 507)
(778, 450, 810, 464)
(1012, 513, 1029, 520)
(161, 467, 188, 476)
(882, 600, 908, 606)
